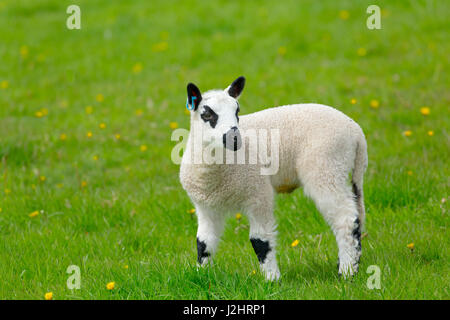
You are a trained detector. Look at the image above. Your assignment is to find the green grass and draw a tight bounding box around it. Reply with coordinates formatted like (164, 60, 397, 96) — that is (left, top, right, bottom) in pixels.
(0, 0, 449, 299)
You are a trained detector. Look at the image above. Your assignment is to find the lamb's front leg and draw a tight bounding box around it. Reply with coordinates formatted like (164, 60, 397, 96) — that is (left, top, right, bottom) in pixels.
(195, 206, 225, 266)
(247, 203, 280, 281)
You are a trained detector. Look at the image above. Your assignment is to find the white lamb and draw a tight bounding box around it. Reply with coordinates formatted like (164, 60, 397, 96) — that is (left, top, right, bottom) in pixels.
(180, 76, 368, 280)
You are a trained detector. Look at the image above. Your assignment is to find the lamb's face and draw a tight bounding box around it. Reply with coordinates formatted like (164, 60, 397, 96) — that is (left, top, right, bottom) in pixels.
(195, 91, 241, 151)
(187, 76, 245, 151)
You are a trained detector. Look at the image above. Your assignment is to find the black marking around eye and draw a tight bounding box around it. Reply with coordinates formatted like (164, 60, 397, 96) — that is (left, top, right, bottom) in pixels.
(236, 102, 240, 123)
(201, 105, 218, 128)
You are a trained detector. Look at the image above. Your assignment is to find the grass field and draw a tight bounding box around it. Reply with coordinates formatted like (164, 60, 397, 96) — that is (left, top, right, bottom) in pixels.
(0, 0, 448, 300)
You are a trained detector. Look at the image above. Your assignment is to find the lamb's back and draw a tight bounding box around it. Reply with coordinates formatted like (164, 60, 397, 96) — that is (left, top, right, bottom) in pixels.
(239, 104, 364, 189)
(240, 104, 358, 133)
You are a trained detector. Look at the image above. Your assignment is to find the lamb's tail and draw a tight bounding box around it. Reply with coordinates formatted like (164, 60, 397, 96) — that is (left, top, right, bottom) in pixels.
(352, 134, 368, 229)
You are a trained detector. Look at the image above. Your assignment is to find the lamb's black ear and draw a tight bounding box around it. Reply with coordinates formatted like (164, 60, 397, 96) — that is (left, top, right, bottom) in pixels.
(187, 83, 202, 111)
(227, 76, 245, 99)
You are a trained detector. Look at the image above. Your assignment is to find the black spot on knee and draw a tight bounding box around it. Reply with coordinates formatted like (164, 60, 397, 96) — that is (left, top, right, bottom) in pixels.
(250, 238, 271, 264)
(197, 237, 210, 264)
(352, 218, 362, 252)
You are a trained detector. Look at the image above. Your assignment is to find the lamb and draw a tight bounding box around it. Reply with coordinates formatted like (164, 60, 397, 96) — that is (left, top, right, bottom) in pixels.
(179, 76, 368, 280)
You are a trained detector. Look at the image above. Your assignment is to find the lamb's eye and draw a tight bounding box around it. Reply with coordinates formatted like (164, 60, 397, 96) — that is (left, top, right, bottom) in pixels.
(202, 111, 213, 120)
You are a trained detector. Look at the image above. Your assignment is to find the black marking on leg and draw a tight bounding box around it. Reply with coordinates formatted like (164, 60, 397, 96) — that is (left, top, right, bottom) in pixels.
(352, 182, 362, 267)
(352, 217, 362, 253)
(352, 182, 361, 200)
(250, 238, 271, 264)
(197, 237, 210, 264)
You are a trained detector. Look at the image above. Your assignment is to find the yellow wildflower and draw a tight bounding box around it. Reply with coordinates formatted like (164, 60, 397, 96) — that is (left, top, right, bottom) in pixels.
(339, 10, 350, 20)
(35, 111, 44, 118)
(96, 93, 104, 103)
(407, 170, 413, 176)
(85, 106, 93, 114)
(152, 42, 168, 52)
(291, 239, 299, 247)
(407, 243, 414, 250)
(277, 46, 287, 56)
(135, 109, 143, 116)
(381, 9, 390, 17)
(93, 155, 99, 161)
(44, 292, 53, 300)
(235, 213, 242, 220)
(60, 133, 67, 141)
(403, 130, 412, 137)
(427, 130, 434, 136)
(350, 98, 357, 105)
(124, 265, 129, 269)
(420, 107, 430, 116)
(370, 99, 380, 109)
(99, 123, 106, 129)
(115, 133, 121, 140)
(29, 210, 39, 218)
(40, 176, 46, 182)
(4, 188, 11, 194)
(106, 282, 115, 290)
(140, 145, 148, 152)
(188, 208, 196, 214)
(132, 63, 143, 74)
(169, 122, 178, 129)
(81, 181, 87, 188)
(357, 47, 367, 56)
(0, 80, 9, 89)
(20, 45, 29, 58)
(87, 131, 93, 138)
(0, 208, 2, 213)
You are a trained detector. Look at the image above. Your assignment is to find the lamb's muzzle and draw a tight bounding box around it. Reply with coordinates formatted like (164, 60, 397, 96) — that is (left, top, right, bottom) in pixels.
(223, 126, 241, 151)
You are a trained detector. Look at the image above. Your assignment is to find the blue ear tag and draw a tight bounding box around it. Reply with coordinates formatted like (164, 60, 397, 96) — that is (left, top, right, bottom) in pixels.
(186, 96, 196, 111)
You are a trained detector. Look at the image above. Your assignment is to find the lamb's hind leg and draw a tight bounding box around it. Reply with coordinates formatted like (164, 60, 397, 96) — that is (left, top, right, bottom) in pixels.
(195, 205, 225, 266)
(305, 181, 362, 278)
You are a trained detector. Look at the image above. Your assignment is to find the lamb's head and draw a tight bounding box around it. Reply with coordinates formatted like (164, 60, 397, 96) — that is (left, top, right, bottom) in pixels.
(186, 76, 245, 151)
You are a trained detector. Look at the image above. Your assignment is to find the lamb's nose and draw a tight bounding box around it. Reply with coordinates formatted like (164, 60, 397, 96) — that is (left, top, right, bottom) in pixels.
(223, 127, 242, 151)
